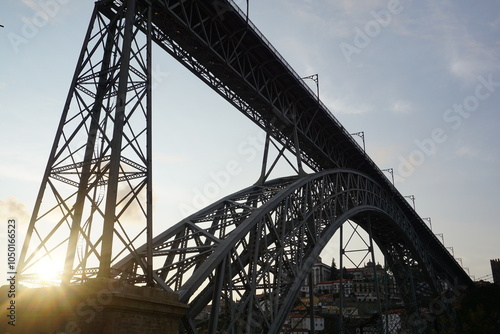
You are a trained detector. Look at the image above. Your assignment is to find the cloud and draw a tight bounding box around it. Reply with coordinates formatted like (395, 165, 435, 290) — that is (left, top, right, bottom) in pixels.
(322, 93, 373, 115)
(447, 39, 500, 84)
(115, 183, 147, 226)
(19, 0, 75, 26)
(417, 1, 500, 84)
(371, 144, 405, 167)
(20, 0, 39, 12)
(315, 0, 500, 84)
(455, 145, 477, 158)
(280, 0, 389, 39)
(0, 197, 31, 223)
(455, 145, 497, 163)
(389, 100, 413, 114)
(333, 0, 389, 16)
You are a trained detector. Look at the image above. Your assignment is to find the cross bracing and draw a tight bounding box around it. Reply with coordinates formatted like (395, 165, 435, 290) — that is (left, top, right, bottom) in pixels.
(117, 169, 466, 333)
(19, 0, 155, 284)
(17, 0, 473, 333)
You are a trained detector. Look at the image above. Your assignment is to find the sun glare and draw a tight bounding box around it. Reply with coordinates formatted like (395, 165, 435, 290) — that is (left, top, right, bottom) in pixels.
(33, 258, 63, 284)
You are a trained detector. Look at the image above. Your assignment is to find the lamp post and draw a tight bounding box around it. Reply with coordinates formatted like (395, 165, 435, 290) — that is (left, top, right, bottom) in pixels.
(404, 195, 415, 210)
(446, 246, 454, 257)
(302, 74, 319, 101)
(301, 73, 320, 136)
(381, 168, 394, 185)
(435, 233, 444, 244)
(422, 217, 432, 231)
(351, 131, 365, 152)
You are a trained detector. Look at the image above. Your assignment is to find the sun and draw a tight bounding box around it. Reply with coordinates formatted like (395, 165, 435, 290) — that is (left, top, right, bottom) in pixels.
(32, 258, 63, 285)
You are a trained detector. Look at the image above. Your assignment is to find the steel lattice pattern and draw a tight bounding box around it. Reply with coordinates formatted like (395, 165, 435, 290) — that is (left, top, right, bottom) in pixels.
(116, 169, 459, 333)
(17, 0, 472, 333)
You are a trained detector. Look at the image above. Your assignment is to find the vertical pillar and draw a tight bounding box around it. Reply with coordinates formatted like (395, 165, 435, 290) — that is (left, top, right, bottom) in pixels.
(99, 0, 137, 279)
(368, 218, 384, 332)
(145, 0, 154, 287)
(309, 270, 315, 334)
(384, 258, 390, 334)
(339, 224, 344, 333)
(62, 13, 118, 285)
(208, 258, 226, 334)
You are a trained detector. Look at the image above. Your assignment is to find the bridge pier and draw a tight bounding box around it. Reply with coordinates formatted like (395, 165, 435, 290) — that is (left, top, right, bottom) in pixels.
(1, 278, 187, 334)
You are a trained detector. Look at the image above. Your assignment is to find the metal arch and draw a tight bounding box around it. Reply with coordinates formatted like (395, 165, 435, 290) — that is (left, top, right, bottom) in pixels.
(16, 1, 471, 333)
(18, 0, 468, 291)
(116, 169, 469, 333)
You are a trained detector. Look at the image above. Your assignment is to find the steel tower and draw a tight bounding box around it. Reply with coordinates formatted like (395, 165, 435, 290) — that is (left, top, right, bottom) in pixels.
(19, 0, 155, 285)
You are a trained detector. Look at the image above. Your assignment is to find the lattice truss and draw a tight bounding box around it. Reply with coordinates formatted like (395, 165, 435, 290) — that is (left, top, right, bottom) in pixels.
(17, 1, 471, 333)
(19, 0, 154, 284)
(144, 0, 352, 172)
(116, 169, 445, 333)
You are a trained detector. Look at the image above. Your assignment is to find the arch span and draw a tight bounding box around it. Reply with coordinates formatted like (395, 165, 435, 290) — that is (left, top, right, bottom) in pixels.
(116, 169, 470, 333)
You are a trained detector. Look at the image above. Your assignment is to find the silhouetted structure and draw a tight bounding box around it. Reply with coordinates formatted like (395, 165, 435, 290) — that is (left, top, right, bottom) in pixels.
(16, 0, 474, 333)
(491, 259, 500, 285)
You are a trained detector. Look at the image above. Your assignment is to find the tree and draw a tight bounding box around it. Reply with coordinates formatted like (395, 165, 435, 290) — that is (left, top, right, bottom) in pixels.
(340, 266, 353, 279)
(455, 283, 500, 333)
(330, 258, 339, 280)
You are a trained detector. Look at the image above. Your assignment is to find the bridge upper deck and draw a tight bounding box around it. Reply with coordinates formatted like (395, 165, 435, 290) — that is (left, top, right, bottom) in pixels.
(98, 0, 471, 286)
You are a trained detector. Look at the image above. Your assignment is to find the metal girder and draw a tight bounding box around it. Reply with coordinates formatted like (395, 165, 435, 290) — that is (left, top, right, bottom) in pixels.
(116, 169, 471, 333)
(18, 1, 472, 333)
(142, 0, 341, 171)
(134, 0, 467, 293)
(19, 0, 154, 285)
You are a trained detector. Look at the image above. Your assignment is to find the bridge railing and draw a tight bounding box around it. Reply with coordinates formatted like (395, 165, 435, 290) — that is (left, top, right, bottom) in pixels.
(226, 1, 376, 164)
(226, 1, 470, 284)
(227, 2, 348, 130)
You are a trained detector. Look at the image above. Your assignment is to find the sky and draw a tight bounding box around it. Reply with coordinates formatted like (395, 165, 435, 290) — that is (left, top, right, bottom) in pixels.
(1, 0, 499, 283)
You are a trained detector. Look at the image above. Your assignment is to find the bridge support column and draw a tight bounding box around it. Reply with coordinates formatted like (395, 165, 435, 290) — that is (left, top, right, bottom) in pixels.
(0, 278, 187, 334)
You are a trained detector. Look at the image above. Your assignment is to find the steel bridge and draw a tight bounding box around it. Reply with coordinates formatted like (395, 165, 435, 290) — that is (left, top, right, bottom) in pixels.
(18, 0, 472, 333)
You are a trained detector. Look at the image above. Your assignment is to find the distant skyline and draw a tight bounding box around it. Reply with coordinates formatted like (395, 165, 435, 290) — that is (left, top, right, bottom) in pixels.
(1, 0, 499, 282)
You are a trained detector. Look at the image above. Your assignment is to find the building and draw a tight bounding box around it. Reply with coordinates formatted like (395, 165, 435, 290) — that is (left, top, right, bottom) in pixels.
(382, 309, 405, 334)
(281, 314, 325, 333)
(300, 261, 402, 310)
(316, 279, 353, 297)
(301, 257, 332, 295)
(293, 296, 320, 311)
(491, 258, 500, 285)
